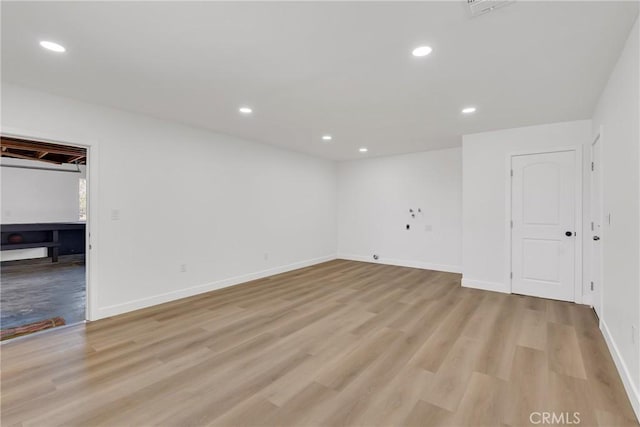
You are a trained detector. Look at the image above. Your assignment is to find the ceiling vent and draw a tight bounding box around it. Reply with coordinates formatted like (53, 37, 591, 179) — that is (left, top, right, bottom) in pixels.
(467, 0, 515, 17)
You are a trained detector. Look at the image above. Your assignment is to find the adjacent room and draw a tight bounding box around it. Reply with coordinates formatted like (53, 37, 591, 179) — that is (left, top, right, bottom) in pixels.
(1, 1, 638, 426)
(1, 137, 88, 339)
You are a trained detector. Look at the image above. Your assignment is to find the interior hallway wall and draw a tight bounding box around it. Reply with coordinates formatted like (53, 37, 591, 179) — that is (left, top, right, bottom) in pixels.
(590, 16, 640, 417)
(1, 83, 338, 319)
(461, 120, 592, 293)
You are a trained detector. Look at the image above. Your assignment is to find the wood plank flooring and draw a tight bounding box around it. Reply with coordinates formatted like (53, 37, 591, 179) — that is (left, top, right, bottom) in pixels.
(1, 260, 637, 426)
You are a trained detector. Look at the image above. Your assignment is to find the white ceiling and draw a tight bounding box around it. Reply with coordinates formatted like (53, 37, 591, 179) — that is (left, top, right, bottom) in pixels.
(2, 1, 638, 160)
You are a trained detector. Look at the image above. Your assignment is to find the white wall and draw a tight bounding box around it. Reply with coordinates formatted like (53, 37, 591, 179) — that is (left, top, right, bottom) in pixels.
(591, 16, 639, 416)
(1, 83, 337, 319)
(462, 120, 592, 293)
(1, 157, 85, 261)
(337, 148, 462, 273)
(1, 157, 85, 223)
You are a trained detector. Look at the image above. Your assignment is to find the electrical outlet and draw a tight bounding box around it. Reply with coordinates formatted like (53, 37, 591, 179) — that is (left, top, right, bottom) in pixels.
(111, 209, 120, 221)
(632, 325, 637, 344)
(180, 264, 187, 273)
(264, 253, 269, 261)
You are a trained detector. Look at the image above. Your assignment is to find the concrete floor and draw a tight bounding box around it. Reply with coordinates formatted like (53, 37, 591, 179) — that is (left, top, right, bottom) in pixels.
(1, 255, 85, 329)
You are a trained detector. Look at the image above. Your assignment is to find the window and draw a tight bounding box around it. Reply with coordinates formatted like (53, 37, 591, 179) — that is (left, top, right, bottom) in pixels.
(79, 178, 87, 221)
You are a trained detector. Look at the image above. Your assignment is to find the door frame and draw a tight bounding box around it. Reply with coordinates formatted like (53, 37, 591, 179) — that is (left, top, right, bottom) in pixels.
(505, 145, 583, 303)
(589, 129, 604, 317)
(1, 126, 99, 321)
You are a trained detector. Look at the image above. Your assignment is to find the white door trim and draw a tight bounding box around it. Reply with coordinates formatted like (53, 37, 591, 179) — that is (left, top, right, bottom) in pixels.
(1, 126, 99, 321)
(590, 128, 604, 317)
(505, 145, 583, 303)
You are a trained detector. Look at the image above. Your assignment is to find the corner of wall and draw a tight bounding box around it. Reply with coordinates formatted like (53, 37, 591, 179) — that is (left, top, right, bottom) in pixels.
(337, 254, 462, 274)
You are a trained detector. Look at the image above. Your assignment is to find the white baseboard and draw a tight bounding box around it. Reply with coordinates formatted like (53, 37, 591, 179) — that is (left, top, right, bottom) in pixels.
(336, 254, 461, 274)
(600, 319, 640, 421)
(94, 254, 337, 320)
(461, 277, 510, 294)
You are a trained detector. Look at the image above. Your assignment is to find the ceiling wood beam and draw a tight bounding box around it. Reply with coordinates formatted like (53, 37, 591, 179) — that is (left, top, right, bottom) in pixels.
(67, 155, 86, 163)
(1, 138, 86, 157)
(0, 136, 87, 166)
(1, 151, 63, 164)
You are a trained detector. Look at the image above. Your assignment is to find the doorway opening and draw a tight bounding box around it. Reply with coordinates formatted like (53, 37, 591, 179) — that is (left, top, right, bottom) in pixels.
(1, 136, 88, 340)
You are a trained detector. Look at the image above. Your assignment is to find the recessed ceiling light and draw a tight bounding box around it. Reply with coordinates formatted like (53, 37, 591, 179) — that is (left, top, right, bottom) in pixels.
(322, 135, 333, 141)
(461, 107, 477, 114)
(39, 41, 66, 53)
(239, 107, 253, 114)
(359, 147, 368, 153)
(412, 46, 432, 57)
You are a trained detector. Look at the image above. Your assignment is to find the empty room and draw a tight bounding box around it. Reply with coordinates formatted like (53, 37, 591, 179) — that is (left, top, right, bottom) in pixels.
(0, 1, 638, 426)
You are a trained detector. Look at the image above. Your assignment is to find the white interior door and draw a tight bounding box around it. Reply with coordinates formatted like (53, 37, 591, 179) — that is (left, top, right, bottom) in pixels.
(511, 150, 577, 302)
(590, 137, 602, 317)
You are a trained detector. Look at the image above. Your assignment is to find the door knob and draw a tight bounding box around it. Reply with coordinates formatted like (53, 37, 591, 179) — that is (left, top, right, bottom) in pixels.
(593, 236, 600, 241)
(565, 231, 573, 237)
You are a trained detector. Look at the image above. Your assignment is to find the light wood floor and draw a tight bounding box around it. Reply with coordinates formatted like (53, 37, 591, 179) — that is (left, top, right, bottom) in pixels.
(1, 260, 637, 426)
